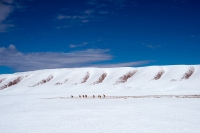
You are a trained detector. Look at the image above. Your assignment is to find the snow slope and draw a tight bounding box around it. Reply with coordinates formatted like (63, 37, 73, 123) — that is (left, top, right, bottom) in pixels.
(1, 65, 200, 133)
(0, 65, 200, 96)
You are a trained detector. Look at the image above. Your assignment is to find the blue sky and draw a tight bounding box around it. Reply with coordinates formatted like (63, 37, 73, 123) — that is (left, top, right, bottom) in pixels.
(0, 0, 200, 74)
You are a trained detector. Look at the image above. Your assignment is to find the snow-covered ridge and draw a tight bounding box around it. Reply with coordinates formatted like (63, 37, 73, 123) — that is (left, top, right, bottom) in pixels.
(0, 65, 200, 95)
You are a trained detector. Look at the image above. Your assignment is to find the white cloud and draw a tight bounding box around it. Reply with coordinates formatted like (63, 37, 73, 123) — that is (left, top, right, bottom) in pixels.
(7, 44, 15, 49)
(0, 45, 151, 71)
(0, 45, 112, 71)
(0, 0, 14, 32)
(0, 44, 17, 54)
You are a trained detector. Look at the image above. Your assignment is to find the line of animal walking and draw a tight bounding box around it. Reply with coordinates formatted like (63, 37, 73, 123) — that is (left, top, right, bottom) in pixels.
(69, 95, 200, 99)
(71, 94, 106, 99)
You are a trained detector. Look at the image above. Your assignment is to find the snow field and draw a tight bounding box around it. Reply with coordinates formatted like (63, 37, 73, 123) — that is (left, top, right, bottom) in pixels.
(0, 95, 200, 133)
(1, 65, 200, 133)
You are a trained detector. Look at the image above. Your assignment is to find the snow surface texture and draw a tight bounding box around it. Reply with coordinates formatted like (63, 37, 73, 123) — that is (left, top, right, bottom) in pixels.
(0, 65, 200, 133)
(0, 65, 200, 96)
(0, 96, 200, 133)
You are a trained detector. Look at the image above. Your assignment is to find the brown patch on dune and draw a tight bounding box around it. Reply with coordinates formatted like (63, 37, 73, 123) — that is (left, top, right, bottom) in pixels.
(154, 70, 165, 80)
(64, 79, 68, 83)
(0, 78, 6, 84)
(115, 70, 137, 84)
(93, 73, 107, 85)
(55, 79, 68, 85)
(0, 77, 23, 90)
(171, 79, 177, 81)
(31, 75, 53, 87)
(81, 72, 90, 84)
(182, 67, 195, 79)
(55, 82, 62, 85)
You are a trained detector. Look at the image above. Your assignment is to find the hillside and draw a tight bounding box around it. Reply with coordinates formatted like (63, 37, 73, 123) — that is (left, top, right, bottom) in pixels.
(1, 65, 200, 133)
(0, 65, 199, 96)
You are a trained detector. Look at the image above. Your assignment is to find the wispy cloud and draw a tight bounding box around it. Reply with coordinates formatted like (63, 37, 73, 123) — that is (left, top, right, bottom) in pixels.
(69, 42, 89, 48)
(0, 0, 14, 32)
(1, 0, 13, 4)
(88, 0, 98, 5)
(90, 61, 152, 68)
(88, 0, 128, 7)
(98, 11, 109, 14)
(57, 15, 71, 20)
(0, 45, 151, 71)
(82, 20, 89, 23)
(147, 45, 161, 49)
(56, 14, 92, 23)
(56, 0, 130, 27)
(56, 25, 70, 29)
(0, 0, 32, 32)
(84, 9, 94, 14)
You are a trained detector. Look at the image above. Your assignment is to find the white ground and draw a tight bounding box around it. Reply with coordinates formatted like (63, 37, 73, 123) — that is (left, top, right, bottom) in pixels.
(0, 65, 200, 133)
(0, 94, 200, 133)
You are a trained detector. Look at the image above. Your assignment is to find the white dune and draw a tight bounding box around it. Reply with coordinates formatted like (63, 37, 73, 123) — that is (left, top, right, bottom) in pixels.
(0, 65, 199, 96)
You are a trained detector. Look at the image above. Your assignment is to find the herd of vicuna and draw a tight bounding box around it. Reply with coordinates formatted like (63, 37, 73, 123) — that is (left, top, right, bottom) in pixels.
(70, 94, 200, 99)
(71, 94, 106, 99)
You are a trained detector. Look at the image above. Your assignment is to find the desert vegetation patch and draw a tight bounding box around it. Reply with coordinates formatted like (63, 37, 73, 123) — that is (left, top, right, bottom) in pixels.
(115, 70, 137, 84)
(93, 73, 107, 85)
(55, 82, 62, 85)
(31, 75, 53, 87)
(0, 78, 6, 84)
(55, 79, 68, 85)
(170, 79, 177, 81)
(81, 72, 90, 84)
(182, 67, 195, 79)
(0, 77, 23, 90)
(154, 69, 165, 80)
